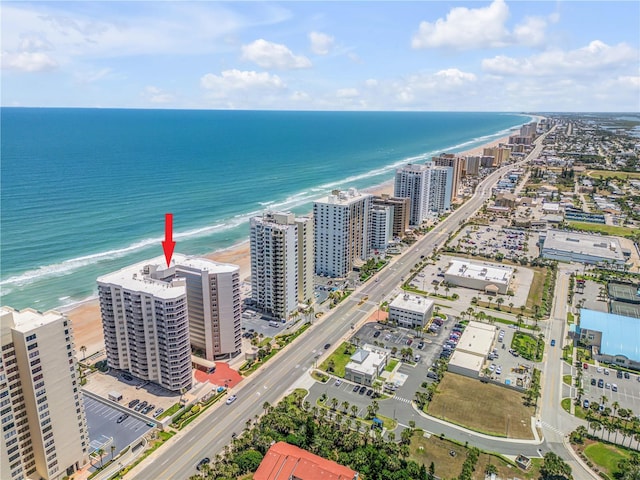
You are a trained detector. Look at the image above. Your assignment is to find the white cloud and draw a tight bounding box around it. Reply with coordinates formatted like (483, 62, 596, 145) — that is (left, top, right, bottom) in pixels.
(290, 90, 310, 101)
(412, 0, 509, 49)
(241, 39, 311, 69)
(336, 88, 359, 98)
(74, 68, 112, 84)
(142, 85, 175, 104)
(434, 68, 477, 85)
(1, 51, 58, 72)
(412, 0, 555, 50)
(482, 41, 638, 76)
(513, 16, 547, 47)
(309, 31, 334, 55)
(200, 69, 285, 93)
(365, 79, 378, 87)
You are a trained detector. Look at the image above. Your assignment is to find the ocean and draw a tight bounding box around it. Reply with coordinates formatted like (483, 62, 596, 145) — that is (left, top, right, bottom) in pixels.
(1, 108, 529, 311)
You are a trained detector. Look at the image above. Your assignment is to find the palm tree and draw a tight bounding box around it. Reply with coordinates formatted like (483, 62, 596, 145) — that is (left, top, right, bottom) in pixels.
(110, 444, 116, 461)
(612, 401, 620, 417)
(341, 401, 350, 414)
(496, 297, 504, 310)
(330, 397, 338, 411)
(80, 345, 87, 361)
(350, 404, 358, 418)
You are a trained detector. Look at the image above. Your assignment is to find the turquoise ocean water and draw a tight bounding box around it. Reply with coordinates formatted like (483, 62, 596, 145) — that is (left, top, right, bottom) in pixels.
(1, 109, 529, 311)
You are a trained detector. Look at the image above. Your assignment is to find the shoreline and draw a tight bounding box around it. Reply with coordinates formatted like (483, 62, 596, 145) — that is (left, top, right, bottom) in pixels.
(65, 132, 512, 357)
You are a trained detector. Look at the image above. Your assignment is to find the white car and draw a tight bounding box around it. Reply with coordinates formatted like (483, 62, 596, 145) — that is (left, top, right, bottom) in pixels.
(596, 366, 603, 373)
(226, 395, 237, 405)
(496, 366, 502, 375)
(489, 364, 496, 372)
(612, 383, 618, 392)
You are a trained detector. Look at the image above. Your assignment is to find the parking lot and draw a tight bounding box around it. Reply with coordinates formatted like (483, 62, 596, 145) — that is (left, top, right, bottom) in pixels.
(448, 225, 539, 266)
(483, 325, 536, 389)
(84, 395, 154, 459)
(581, 366, 640, 415)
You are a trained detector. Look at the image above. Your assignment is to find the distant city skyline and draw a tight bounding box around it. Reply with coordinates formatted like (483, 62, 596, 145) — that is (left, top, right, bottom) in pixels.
(2, 1, 639, 111)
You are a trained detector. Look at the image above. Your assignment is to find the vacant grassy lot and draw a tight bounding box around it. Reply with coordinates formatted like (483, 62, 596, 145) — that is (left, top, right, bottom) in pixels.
(525, 267, 546, 313)
(427, 374, 535, 439)
(409, 434, 541, 480)
(568, 221, 634, 237)
(582, 440, 631, 477)
(511, 331, 543, 362)
(319, 342, 356, 377)
(586, 169, 640, 180)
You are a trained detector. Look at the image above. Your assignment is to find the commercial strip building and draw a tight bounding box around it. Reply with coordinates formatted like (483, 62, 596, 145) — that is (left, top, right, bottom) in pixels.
(394, 163, 453, 227)
(344, 344, 390, 386)
(1, 307, 88, 480)
(540, 230, 628, 267)
(313, 189, 372, 278)
(443, 259, 514, 295)
(578, 309, 640, 370)
(447, 321, 496, 378)
(254, 442, 358, 480)
(250, 212, 314, 321)
(388, 294, 434, 328)
(97, 254, 241, 391)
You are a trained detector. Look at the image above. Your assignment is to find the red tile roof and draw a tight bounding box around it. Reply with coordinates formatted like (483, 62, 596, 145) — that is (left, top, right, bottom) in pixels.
(254, 442, 357, 480)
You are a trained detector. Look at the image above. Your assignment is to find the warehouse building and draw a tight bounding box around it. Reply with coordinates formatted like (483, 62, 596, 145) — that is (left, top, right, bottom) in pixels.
(578, 309, 640, 370)
(448, 321, 496, 377)
(443, 259, 514, 295)
(540, 230, 627, 267)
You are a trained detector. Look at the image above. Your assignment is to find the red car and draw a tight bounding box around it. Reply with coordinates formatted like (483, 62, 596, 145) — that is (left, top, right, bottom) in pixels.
(583, 363, 588, 370)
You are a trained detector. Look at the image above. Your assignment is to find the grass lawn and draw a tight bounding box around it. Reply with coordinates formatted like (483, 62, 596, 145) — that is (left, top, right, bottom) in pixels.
(409, 434, 542, 480)
(563, 375, 572, 386)
(156, 402, 181, 420)
(567, 222, 634, 238)
(586, 169, 640, 180)
(561, 398, 571, 413)
(583, 440, 631, 477)
(385, 359, 399, 372)
(511, 332, 543, 362)
(574, 405, 588, 420)
(427, 374, 535, 439)
(319, 342, 356, 377)
(526, 267, 547, 313)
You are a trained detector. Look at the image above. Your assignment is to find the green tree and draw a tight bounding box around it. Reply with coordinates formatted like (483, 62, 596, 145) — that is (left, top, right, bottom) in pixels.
(234, 449, 264, 473)
(540, 452, 572, 480)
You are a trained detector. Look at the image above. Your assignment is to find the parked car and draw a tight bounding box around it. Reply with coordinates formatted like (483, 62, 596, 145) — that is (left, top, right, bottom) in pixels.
(366, 389, 373, 396)
(583, 399, 589, 409)
(116, 413, 129, 424)
(334, 379, 342, 387)
(373, 331, 381, 338)
(128, 399, 140, 408)
(353, 385, 360, 392)
(324, 343, 331, 350)
(197, 458, 210, 471)
(624, 372, 630, 379)
(612, 383, 618, 392)
(135, 401, 148, 412)
(226, 395, 237, 405)
(153, 408, 164, 418)
(604, 368, 610, 375)
(598, 379, 604, 388)
(591, 378, 596, 386)
(550, 339, 556, 346)
(617, 370, 623, 379)
(359, 386, 367, 394)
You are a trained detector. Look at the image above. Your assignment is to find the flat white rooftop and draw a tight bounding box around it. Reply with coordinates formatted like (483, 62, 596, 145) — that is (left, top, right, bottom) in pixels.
(315, 188, 372, 206)
(448, 350, 484, 373)
(0, 307, 64, 332)
(542, 230, 625, 262)
(455, 321, 496, 357)
(389, 294, 433, 314)
(445, 260, 513, 286)
(177, 255, 239, 274)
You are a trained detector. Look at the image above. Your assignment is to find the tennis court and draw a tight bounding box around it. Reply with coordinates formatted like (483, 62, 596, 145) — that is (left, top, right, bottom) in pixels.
(610, 300, 640, 319)
(608, 282, 640, 303)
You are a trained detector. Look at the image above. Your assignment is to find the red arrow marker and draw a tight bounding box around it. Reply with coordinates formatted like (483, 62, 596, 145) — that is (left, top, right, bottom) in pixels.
(162, 213, 176, 267)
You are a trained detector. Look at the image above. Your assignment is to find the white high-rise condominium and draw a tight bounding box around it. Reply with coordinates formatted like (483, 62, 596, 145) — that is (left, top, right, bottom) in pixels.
(394, 163, 453, 226)
(98, 255, 242, 387)
(370, 205, 392, 251)
(250, 212, 313, 321)
(174, 256, 242, 360)
(314, 188, 372, 278)
(1, 307, 88, 480)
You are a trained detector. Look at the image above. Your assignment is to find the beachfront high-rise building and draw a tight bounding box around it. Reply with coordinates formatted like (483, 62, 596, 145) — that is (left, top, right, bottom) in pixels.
(464, 156, 481, 176)
(394, 163, 453, 226)
(370, 205, 392, 251)
(0, 307, 88, 480)
(372, 195, 410, 239)
(98, 259, 192, 392)
(482, 146, 511, 167)
(174, 257, 242, 360)
(314, 189, 372, 278)
(250, 212, 314, 321)
(98, 255, 243, 387)
(432, 154, 465, 202)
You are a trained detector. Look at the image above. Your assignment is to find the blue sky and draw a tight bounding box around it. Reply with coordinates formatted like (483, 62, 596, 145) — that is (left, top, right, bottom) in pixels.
(2, 1, 639, 111)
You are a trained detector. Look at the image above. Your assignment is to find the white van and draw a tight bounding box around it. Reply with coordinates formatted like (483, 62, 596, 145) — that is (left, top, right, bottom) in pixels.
(269, 321, 280, 328)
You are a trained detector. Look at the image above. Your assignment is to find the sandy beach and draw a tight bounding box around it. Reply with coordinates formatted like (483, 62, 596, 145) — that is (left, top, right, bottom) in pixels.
(66, 134, 511, 358)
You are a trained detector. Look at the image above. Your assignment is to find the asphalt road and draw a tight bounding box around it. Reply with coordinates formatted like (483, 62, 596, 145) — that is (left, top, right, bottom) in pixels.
(128, 132, 555, 480)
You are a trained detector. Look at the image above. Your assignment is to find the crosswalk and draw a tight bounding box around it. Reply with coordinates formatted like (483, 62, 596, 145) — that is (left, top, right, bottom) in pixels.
(393, 395, 412, 404)
(541, 421, 564, 436)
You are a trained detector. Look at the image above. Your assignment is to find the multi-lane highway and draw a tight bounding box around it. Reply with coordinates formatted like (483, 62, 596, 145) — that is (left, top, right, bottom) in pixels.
(128, 132, 553, 480)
